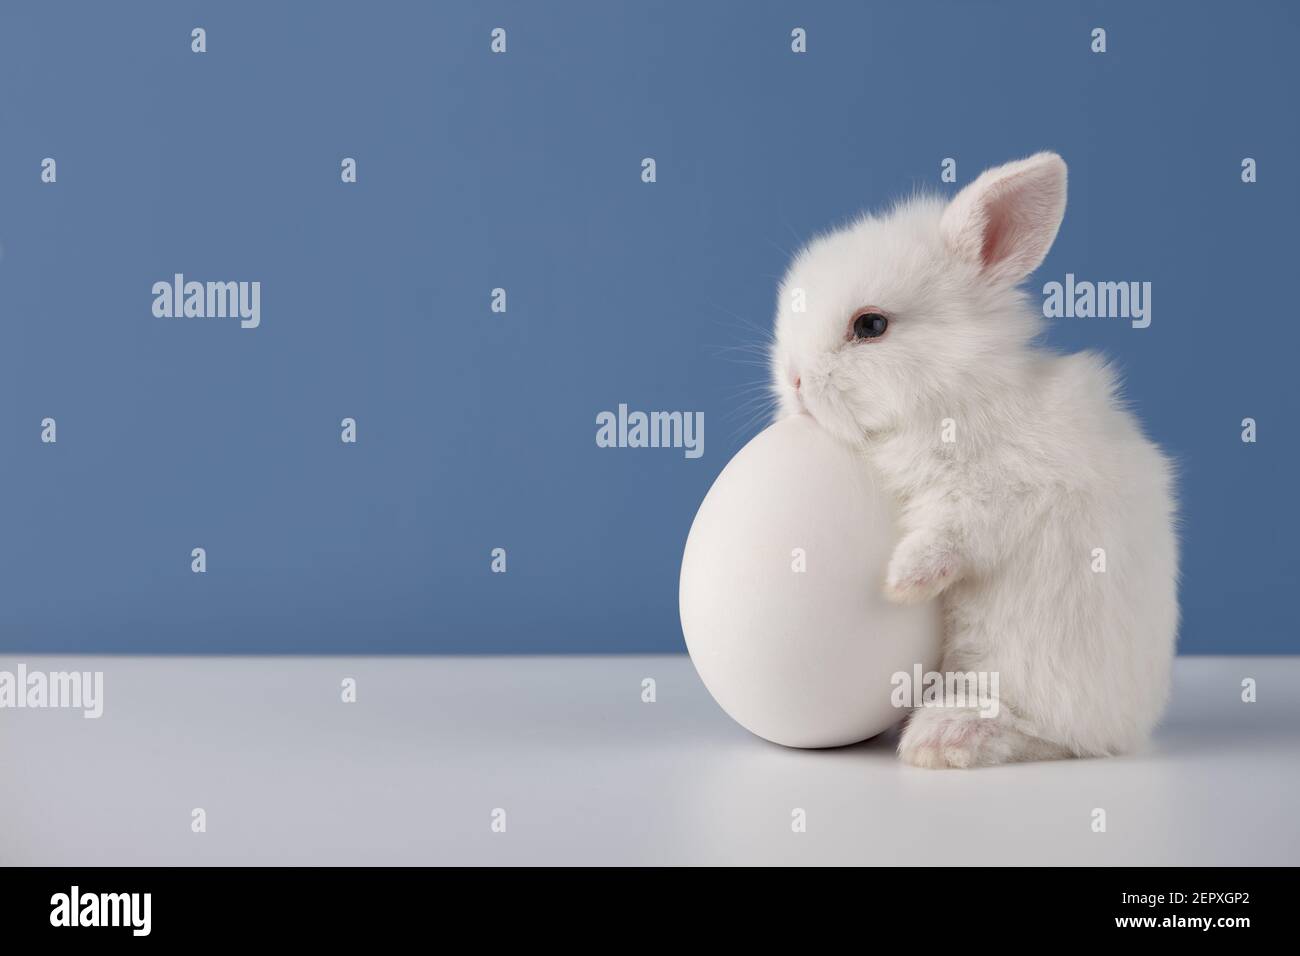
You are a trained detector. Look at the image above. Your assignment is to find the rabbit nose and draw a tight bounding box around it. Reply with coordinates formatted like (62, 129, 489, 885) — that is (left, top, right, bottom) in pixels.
(793, 375, 802, 391)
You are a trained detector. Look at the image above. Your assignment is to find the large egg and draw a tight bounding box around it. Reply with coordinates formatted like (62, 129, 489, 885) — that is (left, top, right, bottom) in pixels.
(679, 414, 942, 748)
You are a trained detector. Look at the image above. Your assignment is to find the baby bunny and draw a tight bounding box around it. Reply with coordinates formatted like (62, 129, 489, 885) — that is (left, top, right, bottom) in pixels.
(769, 153, 1178, 768)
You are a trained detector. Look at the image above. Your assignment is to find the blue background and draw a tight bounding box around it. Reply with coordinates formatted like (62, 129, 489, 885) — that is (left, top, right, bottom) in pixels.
(1, 1, 1295, 654)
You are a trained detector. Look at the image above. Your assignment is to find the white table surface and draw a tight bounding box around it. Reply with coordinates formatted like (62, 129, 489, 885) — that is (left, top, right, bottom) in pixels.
(2, 654, 1296, 866)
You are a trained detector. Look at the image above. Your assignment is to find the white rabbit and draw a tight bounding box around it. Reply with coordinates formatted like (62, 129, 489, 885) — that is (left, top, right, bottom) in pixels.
(769, 153, 1178, 768)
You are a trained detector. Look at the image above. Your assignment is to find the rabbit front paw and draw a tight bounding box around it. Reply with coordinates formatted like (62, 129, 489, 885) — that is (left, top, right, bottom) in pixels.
(884, 529, 962, 604)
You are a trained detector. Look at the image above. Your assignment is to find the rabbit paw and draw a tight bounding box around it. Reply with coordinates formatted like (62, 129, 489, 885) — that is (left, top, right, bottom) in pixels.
(898, 708, 1016, 769)
(884, 529, 961, 604)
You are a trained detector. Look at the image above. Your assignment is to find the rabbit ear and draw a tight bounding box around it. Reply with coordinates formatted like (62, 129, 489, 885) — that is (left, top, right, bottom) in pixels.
(941, 152, 1067, 285)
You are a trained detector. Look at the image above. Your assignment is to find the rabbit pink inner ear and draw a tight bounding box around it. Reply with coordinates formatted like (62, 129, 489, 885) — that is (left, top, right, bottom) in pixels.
(942, 152, 1068, 285)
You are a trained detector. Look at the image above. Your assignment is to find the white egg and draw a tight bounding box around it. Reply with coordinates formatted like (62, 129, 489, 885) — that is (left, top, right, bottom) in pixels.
(680, 414, 942, 748)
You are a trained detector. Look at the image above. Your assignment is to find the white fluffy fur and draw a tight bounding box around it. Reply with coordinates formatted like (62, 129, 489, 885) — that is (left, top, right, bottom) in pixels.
(769, 153, 1178, 769)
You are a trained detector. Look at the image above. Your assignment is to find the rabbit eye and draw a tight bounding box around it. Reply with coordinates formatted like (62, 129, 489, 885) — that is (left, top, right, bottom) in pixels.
(851, 311, 888, 340)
